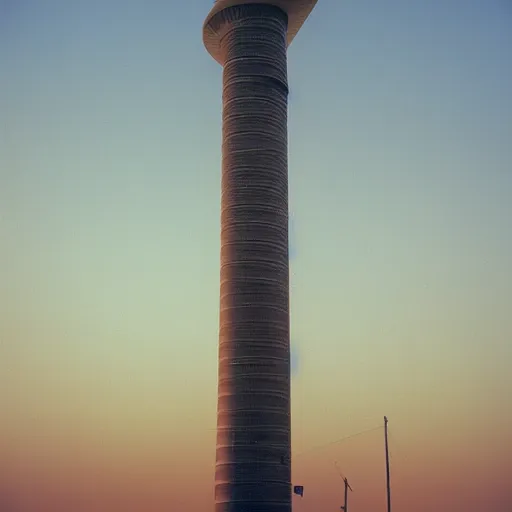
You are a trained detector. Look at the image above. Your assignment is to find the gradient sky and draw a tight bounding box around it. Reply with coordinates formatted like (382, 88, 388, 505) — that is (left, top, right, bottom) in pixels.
(1, 1, 511, 511)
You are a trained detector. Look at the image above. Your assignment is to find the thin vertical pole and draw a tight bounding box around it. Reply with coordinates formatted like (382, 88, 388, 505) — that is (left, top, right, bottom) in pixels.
(384, 416, 391, 512)
(344, 478, 349, 512)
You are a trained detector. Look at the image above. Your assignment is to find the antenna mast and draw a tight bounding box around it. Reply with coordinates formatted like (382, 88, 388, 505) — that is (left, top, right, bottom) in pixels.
(335, 462, 353, 512)
(384, 416, 391, 512)
(341, 477, 353, 512)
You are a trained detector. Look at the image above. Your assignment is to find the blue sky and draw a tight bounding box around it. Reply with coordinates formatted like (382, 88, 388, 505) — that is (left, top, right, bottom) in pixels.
(1, 1, 511, 511)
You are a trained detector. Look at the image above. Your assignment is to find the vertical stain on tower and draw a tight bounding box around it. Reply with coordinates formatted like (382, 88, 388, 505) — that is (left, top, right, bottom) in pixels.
(203, 2, 318, 512)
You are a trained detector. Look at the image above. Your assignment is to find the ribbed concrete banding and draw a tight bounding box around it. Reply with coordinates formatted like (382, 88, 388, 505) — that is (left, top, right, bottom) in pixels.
(203, 0, 318, 65)
(212, 4, 291, 512)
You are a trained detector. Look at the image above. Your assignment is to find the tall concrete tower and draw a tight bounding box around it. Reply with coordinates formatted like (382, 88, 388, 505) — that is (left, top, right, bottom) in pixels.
(203, 2, 317, 511)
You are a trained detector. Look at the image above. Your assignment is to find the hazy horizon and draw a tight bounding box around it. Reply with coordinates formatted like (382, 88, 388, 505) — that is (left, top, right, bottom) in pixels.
(1, 0, 511, 511)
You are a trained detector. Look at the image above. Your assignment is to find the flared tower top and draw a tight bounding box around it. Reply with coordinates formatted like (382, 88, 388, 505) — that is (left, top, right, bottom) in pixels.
(203, 0, 318, 65)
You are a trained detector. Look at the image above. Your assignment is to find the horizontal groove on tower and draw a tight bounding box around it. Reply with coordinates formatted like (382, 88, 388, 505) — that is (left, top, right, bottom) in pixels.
(207, 3, 291, 512)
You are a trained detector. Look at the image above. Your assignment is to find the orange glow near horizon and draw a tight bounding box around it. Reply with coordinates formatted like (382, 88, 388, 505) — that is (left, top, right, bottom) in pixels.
(2, 1, 512, 511)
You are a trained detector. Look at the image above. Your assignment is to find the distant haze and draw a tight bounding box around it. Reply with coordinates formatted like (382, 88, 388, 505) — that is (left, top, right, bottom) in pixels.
(1, 1, 511, 511)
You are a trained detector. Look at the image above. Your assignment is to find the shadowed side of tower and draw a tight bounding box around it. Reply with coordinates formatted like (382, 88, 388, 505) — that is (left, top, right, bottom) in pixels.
(203, 2, 317, 511)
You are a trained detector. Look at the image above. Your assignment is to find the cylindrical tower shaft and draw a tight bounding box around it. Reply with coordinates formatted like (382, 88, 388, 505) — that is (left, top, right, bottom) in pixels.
(212, 4, 291, 512)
